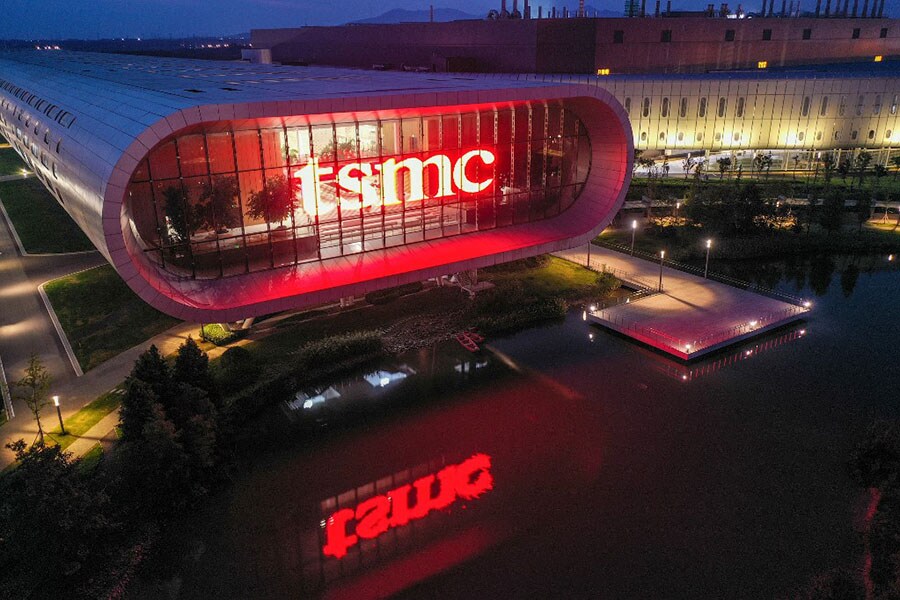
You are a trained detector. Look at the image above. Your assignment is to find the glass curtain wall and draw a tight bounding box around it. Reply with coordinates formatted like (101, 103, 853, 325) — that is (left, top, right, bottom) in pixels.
(126, 101, 592, 279)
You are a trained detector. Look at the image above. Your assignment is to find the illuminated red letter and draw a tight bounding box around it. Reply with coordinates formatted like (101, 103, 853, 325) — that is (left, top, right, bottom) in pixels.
(453, 150, 495, 193)
(409, 466, 458, 520)
(322, 508, 358, 559)
(387, 484, 413, 528)
(454, 453, 493, 499)
(355, 495, 391, 539)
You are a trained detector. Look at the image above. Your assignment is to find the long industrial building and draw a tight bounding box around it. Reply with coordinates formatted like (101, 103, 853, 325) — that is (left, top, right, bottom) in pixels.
(1, 50, 899, 322)
(0, 52, 631, 322)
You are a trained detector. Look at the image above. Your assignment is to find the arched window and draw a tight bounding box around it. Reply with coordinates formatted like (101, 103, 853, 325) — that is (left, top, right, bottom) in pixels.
(873, 95, 882, 115)
(868, 129, 876, 140)
(717, 97, 727, 117)
(698, 98, 707, 117)
(661, 97, 670, 118)
(856, 95, 865, 116)
(623, 98, 631, 114)
(677, 131, 685, 141)
(736, 97, 745, 118)
(851, 130, 859, 140)
(679, 97, 688, 118)
(800, 96, 810, 117)
(640, 131, 648, 141)
(820, 96, 829, 116)
(659, 131, 666, 141)
(642, 97, 651, 117)
(798, 131, 805, 141)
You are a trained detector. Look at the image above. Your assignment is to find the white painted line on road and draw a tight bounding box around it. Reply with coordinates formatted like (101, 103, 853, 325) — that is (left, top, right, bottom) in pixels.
(0, 353, 15, 419)
(37, 281, 84, 378)
(0, 198, 27, 257)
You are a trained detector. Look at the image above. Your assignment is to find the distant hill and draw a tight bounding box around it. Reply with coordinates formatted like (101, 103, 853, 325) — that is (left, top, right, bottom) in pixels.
(351, 8, 480, 24)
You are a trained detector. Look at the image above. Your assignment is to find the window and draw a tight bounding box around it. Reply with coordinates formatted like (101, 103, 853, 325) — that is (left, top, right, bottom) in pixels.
(838, 98, 846, 116)
(736, 97, 745, 118)
(624, 98, 631, 114)
(698, 98, 707, 117)
(869, 129, 876, 140)
(762, 28, 772, 41)
(886, 130, 893, 139)
(714, 132, 722, 142)
(820, 96, 829, 116)
(677, 132, 685, 141)
(661, 97, 670, 118)
(798, 131, 805, 141)
(640, 131, 648, 141)
(851, 130, 859, 140)
(659, 131, 666, 141)
(733, 132, 741, 142)
(873, 95, 882, 115)
(679, 97, 688, 118)
(642, 97, 651, 117)
(696, 132, 704, 142)
(717, 97, 727, 118)
(892, 95, 898, 115)
(856, 95, 865, 116)
(852, 28, 861, 39)
(834, 131, 842, 141)
(881, 27, 888, 38)
(802, 28, 812, 40)
(801, 96, 810, 117)
(613, 30, 624, 43)
(816, 131, 823, 141)
(725, 29, 735, 41)
(661, 30, 672, 43)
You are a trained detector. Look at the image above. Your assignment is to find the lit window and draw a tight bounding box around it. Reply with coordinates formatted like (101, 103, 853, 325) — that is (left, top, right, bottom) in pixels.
(874, 55, 884, 62)
(596, 68, 611, 76)
(757, 60, 768, 69)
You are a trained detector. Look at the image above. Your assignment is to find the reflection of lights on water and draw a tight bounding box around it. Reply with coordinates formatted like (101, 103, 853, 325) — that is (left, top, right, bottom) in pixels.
(582, 310, 587, 321)
(749, 320, 758, 327)
(681, 374, 688, 380)
(889, 254, 895, 262)
(589, 304, 597, 312)
(803, 301, 811, 308)
(746, 350, 753, 356)
(799, 329, 806, 335)
(685, 343, 692, 351)
(588, 333, 594, 342)
(363, 370, 409, 388)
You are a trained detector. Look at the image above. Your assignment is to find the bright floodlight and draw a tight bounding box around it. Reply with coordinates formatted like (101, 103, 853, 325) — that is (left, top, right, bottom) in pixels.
(660, 250, 665, 258)
(632, 219, 637, 229)
(52, 395, 59, 407)
(706, 239, 712, 248)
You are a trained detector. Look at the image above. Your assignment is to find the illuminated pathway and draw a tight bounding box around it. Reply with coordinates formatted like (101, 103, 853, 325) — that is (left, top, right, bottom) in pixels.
(555, 245, 811, 360)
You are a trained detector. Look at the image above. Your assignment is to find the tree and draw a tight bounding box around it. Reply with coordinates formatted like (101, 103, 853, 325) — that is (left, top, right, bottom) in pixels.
(856, 193, 873, 232)
(12, 354, 52, 445)
(161, 185, 197, 243)
(199, 175, 241, 233)
(173, 337, 215, 399)
(819, 190, 845, 234)
(855, 150, 873, 187)
(873, 163, 888, 185)
(819, 153, 836, 189)
(130, 345, 171, 407)
(118, 379, 159, 443)
(837, 158, 852, 183)
(246, 175, 299, 229)
(716, 156, 732, 179)
(0, 440, 117, 595)
(891, 154, 900, 178)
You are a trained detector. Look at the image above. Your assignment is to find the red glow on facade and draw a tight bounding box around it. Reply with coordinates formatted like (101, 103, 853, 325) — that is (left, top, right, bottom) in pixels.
(295, 149, 496, 217)
(322, 453, 493, 559)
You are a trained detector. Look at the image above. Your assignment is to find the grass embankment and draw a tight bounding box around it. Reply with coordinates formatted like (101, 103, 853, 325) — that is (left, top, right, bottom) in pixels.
(0, 147, 26, 176)
(0, 177, 94, 253)
(48, 390, 122, 451)
(44, 266, 180, 372)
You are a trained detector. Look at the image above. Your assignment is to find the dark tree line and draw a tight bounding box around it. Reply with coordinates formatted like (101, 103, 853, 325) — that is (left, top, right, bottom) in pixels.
(0, 338, 230, 598)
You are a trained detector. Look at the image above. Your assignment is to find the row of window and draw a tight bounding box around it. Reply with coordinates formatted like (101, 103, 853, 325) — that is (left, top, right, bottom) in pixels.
(611, 26, 888, 43)
(637, 127, 893, 144)
(623, 93, 900, 119)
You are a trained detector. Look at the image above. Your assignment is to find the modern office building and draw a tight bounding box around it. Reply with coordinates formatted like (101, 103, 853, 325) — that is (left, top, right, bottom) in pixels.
(0, 52, 632, 322)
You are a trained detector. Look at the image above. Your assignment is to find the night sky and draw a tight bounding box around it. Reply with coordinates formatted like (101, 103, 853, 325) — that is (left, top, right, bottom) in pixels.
(0, 0, 895, 39)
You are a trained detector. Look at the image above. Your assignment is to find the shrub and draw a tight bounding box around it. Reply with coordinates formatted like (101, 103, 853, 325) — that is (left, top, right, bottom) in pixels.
(200, 323, 239, 346)
(218, 346, 258, 389)
(473, 298, 567, 334)
(296, 331, 383, 369)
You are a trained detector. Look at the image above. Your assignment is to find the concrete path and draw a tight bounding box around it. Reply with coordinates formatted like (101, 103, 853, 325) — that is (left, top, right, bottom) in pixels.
(555, 245, 811, 359)
(0, 173, 30, 183)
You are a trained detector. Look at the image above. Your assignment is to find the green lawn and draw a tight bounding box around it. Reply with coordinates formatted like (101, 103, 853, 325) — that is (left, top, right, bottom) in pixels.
(481, 255, 605, 300)
(0, 178, 94, 253)
(77, 443, 105, 474)
(44, 266, 180, 371)
(47, 390, 122, 450)
(0, 147, 26, 176)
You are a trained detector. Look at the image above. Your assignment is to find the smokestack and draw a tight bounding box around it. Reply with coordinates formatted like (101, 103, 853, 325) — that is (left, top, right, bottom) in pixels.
(524, 0, 531, 18)
(851, 0, 858, 16)
(878, 0, 884, 17)
(501, 0, 507, 16)
(815, 0, 821, 15)
(538, 5, 543, 17)
(780, 0, 786, 15)
(512, 0, 518, 17)
(769, 0, 775, 15)
(655, 0, 660, 16)
(869, 0, 876, 16)
(824, 0, 831, 14)
(861, 0, 868, 17)
(579, 0, 586, 16)
(430, 4, 434, 22)
(640, 0, 646, 16)
(551, 6, 556, 17)
(666, 0, 672, 14)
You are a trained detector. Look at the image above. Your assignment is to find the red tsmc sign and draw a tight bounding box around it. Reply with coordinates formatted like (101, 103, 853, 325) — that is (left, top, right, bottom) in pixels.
(322, 453, 494, 559)
(296, 149, 496, 216)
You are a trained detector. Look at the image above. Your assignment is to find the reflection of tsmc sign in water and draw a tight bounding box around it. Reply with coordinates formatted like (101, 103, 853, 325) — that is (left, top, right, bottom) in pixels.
(322, 453, 494, 559)
(295, 149, 496, 216)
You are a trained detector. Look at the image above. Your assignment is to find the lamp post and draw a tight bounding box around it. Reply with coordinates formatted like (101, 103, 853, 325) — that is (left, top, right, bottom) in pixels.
(53, 395, 66, 435)
(658, 250, 666, 291)
(631, 219, 638, 255)
(704, 238, 712, 278)
(675, 201, 681, 218)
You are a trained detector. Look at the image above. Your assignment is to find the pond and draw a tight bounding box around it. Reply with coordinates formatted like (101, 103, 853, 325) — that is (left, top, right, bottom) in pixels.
(130, 253, 900, 600)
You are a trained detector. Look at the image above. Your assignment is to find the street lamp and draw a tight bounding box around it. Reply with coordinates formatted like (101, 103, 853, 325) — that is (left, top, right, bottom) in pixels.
(704, 238, 712, 279)
(53, 395, 66, 435)
(675, 202, 681, 218)
(658, 250, 666, 291)
(631, 219, 638, 255)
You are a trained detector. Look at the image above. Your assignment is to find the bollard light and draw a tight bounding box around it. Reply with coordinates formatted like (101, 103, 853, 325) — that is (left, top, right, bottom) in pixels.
(53, 395, 66, 435)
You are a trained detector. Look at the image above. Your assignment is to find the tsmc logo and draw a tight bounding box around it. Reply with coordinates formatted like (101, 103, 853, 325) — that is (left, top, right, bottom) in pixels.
(294, 149, 496, 216)
(322, 453, 494, 559)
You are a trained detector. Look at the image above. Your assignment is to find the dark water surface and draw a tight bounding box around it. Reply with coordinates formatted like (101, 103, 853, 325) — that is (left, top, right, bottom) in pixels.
(132, 254, 900, 600)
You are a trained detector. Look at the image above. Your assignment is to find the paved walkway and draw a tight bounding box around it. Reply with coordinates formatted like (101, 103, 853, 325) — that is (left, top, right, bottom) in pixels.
(555, 245, 811, 360)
